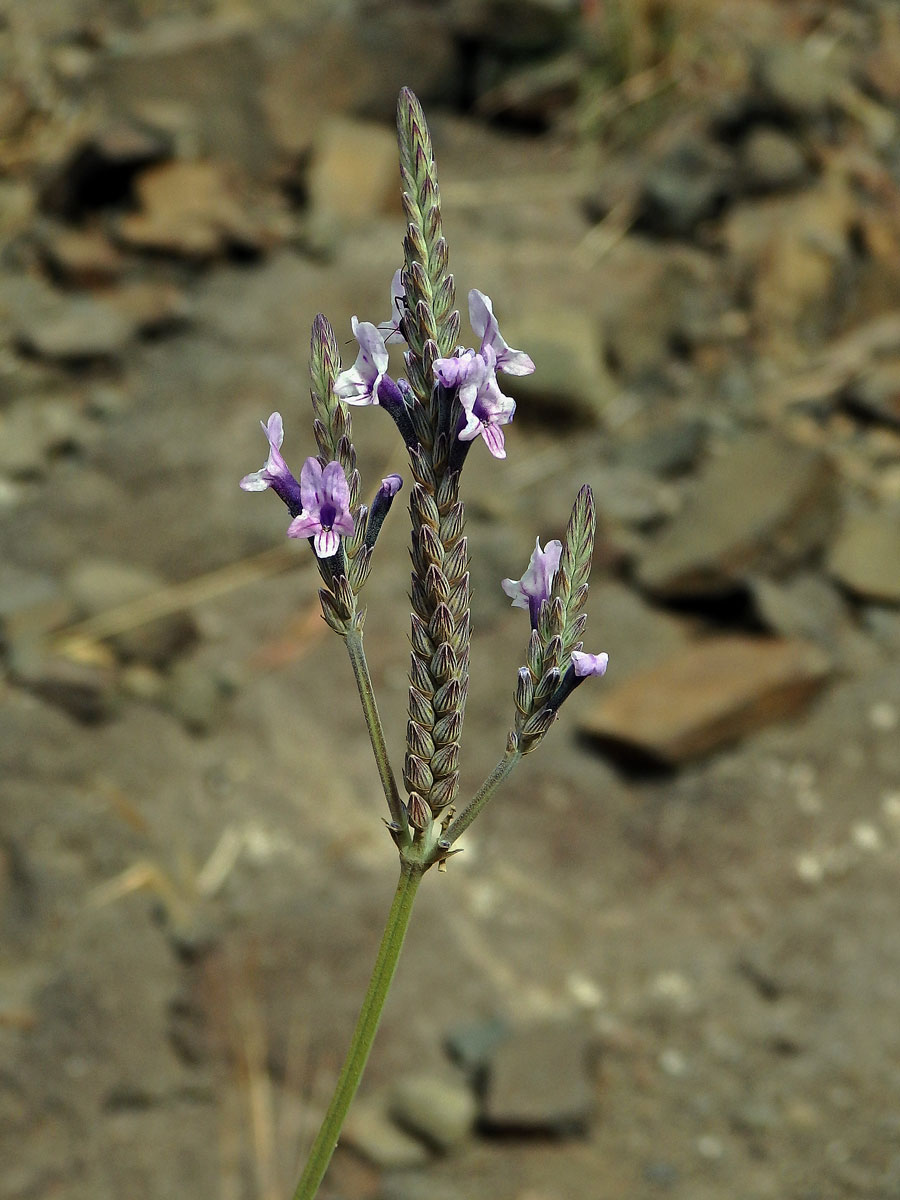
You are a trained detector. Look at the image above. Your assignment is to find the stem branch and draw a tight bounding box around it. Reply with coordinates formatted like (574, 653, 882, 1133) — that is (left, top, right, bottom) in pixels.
(445, 744, 522, 845)
(291, 862, 424, 1200)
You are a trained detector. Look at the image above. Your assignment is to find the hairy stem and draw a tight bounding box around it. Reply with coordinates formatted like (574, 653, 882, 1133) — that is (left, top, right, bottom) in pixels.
(345, 628, 408, 837)
(444, 744, 522, 845)
(291, 862, 424, 1200)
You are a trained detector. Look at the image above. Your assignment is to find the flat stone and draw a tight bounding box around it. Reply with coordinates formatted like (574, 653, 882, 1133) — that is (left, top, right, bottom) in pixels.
(617, 418, 708, 477)
(64, 559, 198, 667)
(637, 431, 837, 598)
(481, 1022, 596, 1136)
(635, 134, 736, 239)
(9, 640, 118, 724)
(502, 306, 617, 425)
(590, 465, 680, 529)
(163, 658, 232, 734)
(0, 397, 93, 479)
(15, 294, 134, 363)
(444, 1015, 511, 1078)
(342, 1096, 430, 1169)
(110, 281, 193, 335)
(748, 573, 849, 649)
(38, 225, 125, 286)
(756, 44, 842, 121)
(828, 507, 900, 603)
(389, 1073, 477, 1152)
(586, 583, 692, 682)
(579, 636, 832, 767)
(308, 116, 400, 225)
(116, 161, 271, 260)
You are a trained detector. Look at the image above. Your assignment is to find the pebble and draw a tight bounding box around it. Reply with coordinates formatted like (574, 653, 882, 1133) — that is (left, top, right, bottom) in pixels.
(842, 360, 900, 430)
(342, 1096, 430, 1169)
(15, 294, 134, 363)
(740, 127, 807, 193)
(9, 639, 118, 723)
(756, 44, 842, 121)
(444, 1015, 510, 1079)
(828, 507, 900, 603)
(481, 1021, 596, 1136)
(617, 418, 708, 477)
(580, 636, 831, 767)
(308, 116, 401, 225)
(0, 564, 72, 642)
(636, 134, 736, 239)
(163, 658, 232, 734)
(388, 1073, 477, 1152)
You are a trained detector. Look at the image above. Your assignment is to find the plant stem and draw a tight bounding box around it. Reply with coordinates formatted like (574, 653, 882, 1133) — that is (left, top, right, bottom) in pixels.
(291, 861, 424, 1200)
(445, 744, 522, 845)
(344, 628, 408, 837)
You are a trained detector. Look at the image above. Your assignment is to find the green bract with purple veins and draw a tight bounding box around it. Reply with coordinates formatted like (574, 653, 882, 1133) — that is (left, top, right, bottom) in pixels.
(239, 411, 303, 517)
(286, 458, 355, 558)
(502, 537, 563, 627)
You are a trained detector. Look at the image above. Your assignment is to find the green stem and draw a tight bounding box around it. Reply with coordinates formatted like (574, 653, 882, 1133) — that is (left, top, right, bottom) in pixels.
(344, 629, 408, 838)
(445, 744, 522, 845)
(291, 862, 424, 1200)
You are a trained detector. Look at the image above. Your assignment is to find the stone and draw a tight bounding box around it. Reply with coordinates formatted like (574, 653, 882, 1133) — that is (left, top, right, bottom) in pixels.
(163, 658, 233, 734)
(755, 44, 842, 122)
(14, 294, 134, 363)
(842, 361, 900, 430)
(827, 507, 900, 603)
(0, 180, 36, 241)
(636, 431, 837, 599)
(0, 397, 93, 479)
(0, 565, 72, 643)
(38, 224, 125, 287)
(481, 1022, 596, 1136)
(308, 117, 400, 226)
(579, 636, 832, 767)
(110, 282, 193, 336)
(342, 1096, 430, 1169)
(97, 20, 270, 173)
(635, 135, 736, 239)
(501, 306, 617, 425)
(116, 160, 270, 261)
(740, 127, 807, 193)
(617, 418, 708, 478)
(589, 465, 679, 529)
(9, 639, 118, 724)
(64, 560, 198, 667)
(389, 1074, 477, 1153)
(747, 573, 849, 649)
(444, 1015, 511, 1079)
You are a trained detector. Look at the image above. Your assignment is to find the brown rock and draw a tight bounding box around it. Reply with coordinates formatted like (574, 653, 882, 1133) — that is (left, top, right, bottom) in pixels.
(111, 281, 192, 335)
(828, 507, 900, 603)
(308, 117, 400, 226)
(580, 636, 832, 767)
(116, 161, 271, 260)
(482, 1022, 595, 1136)
(39, 225, 125, 287)
(637, 431, 837, 598)
(842, 361, 900, 430)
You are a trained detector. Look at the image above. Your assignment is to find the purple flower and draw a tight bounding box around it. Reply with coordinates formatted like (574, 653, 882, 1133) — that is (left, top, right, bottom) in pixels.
(239, 412, 303, 517)
(334, 318, 392, 406)
(286, 458, 355, 558)
(571, 651, 609, 678)
(434, 290, 532, 459)
(378, 269, 406, 345)
(469, 289, 535, 377)
(502, 537, 563, 627)
(436, 344, 516, 458)
(365, 473, 403, 550)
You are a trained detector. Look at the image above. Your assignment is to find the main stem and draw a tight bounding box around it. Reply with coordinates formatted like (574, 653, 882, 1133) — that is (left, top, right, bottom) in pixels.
(291, 861, 424, 1200)
(344, 629, 408, 837)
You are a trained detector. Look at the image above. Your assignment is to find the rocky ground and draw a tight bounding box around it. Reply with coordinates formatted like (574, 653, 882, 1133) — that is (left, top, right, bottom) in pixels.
(2, 2, 900, 1198)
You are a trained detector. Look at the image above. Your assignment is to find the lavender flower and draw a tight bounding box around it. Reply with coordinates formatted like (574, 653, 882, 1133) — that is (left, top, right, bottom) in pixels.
(572, 650, 609, 677)
(548, 649, 609, 712)
(502, 537, 563, 627)
(469, 289, 535, 376)
(334, 319, 393, 406)
(287, 458, 355, 558)
(434, 290, 532, 459)
(239, 411, 303, 517)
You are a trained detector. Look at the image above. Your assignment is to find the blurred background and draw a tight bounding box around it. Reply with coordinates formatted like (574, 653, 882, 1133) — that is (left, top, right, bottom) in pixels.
(2, 1, 900, 1198)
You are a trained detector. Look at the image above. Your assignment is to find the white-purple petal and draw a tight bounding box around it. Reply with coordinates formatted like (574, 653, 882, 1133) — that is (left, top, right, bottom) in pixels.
(468, 288, 535, 377)
(571, 650, 609, 678)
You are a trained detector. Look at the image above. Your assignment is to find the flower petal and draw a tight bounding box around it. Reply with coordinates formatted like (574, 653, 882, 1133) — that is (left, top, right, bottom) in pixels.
(286, 512, 319, 540)
(314, 528, 340, 558)
(299, 457, 325, 513)
(571, 650, 609, 678)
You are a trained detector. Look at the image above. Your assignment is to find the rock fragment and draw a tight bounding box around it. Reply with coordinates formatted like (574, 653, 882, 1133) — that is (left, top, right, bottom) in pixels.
(579, 636, 832, 767)
(636, 431, 837, 598)
(827, 507, 900, 603)
(481, 1022, 596, 1136)
(389, 1074, 477, 1153)
(342, 1097, 430, 1169)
